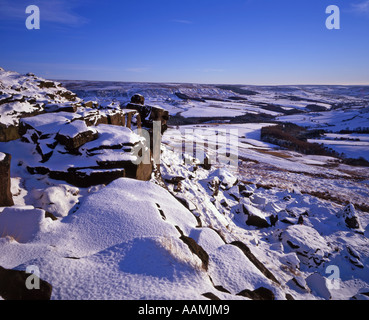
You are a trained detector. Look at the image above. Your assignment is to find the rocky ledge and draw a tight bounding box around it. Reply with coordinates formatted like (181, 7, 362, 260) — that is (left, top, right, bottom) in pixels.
(0, 68, 169, 190)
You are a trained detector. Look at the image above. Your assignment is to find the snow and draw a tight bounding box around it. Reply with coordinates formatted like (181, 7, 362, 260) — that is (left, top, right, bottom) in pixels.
(30, 185, 80, 218)
(277, 109, 369, 133)
(0, 206, 46, 243)
(207, 244, 276, 295)
(189, 228, 226, 253)
(305, 273, 332, 300)
(81, 124, 141, 150)
(57, 120, 95, 138)
(0, 69, 81, 128)
(0, 179, 206, 299)
(210, 168, 238, 189)
(179, 102, 249, 118)
(0, 178, 264, 300)
(0, 102, 40, 126)
(21, 112, 78, 136)
(280, 252, 300, 271)
(281, 225, 330, 259)
(310, 140, 369, 161)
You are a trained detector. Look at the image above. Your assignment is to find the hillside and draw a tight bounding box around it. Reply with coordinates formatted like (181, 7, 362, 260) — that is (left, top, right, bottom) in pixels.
(1, 68, 369, 300)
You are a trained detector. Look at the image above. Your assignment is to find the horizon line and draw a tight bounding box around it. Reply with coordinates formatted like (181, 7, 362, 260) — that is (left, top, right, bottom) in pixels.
(53, 78, 369, 87)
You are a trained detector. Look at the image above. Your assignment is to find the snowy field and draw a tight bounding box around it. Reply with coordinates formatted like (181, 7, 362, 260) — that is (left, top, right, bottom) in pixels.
(308, 134, 369, 161)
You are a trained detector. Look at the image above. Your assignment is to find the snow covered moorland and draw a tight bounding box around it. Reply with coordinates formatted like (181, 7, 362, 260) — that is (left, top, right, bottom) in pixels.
(1, 68, 369, 300)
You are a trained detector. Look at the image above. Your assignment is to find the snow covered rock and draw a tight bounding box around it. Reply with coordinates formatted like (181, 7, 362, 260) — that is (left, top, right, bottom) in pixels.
(210, 169, 238, 190)
(19, 112, 78, 137)
(82, 109, 140, 129)
(291, 276, 310, 292)
(22, 119, 152, 186)
(281, 225, 330, 266)
(18, 178, 212, 299)
(56, 120, 98, 151)
(226, 185, 240, 201)
(162, 173, 186, 184)
(270, 242, 283, 252)
(0, 68, 80, 142)
(351, 289, 369, 300)
(30, 185, 80, 218)
(126, 94, 169, 134)
(189, 228, 226, 253)
(238, 183, 254, 197)
(346, 245, 364, 269)
(0, 152, 14, 207)
(0, 206, 46, 243)
(305, 273, 331, 300)
(277, 209, 299, 225)
(337, 203, 362, 230)
(207, 243, 277, 295)
(175, 195, 197, 211)
(280, 252, 300, 271)
(0, 177, 290, 299)
(250, 194, 266, 205)
(56, 178, 200, 254)
(365, 224, 369, 239)
(242, 203, 270, 228)
(44, 102, 78, 113)
(230, 241, 280, 285)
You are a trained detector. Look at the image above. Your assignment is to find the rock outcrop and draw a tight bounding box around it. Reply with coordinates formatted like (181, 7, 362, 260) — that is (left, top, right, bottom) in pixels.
(0, 68, 80, 142)
(0, 68, 172, 188)
(126, 94, 169, 135)
(337, 203, 362, 230)
(281, 225, 330, 267)
(22, 112, 150, 187)
(0, 266, 52, 300)
(0, 153, 14, 207)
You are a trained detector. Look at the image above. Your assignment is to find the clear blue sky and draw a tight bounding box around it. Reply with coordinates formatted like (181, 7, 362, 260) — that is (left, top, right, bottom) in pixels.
(1, 0, 369, 85)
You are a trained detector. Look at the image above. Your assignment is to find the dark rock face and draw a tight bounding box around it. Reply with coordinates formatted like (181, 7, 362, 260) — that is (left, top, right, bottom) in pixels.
(230, 241, 280, 285)
(237, 287, 275, 300)
(202, 292, 221, 300)
(179, 235, 209, 271)
(242, 204, 270, 229)
(130, 94, 145, 105)
(199, 155, 211, 170)
(345, 216, 361, 229)
(0, 153, 14, 207)
(123, 95, 168, 183)
(49, 168, 126, 188)
(0, 266, 52, 300)
(44, 104, 78, 113)
(126, 94, 169, 135)
(149, 106, 169, 134)
(38, 80, 57, 89)
(0, 124, 21, 142)
(56, 126, 98, 151)
(338, 203, 362, 230)
(246, 215, 270, 228)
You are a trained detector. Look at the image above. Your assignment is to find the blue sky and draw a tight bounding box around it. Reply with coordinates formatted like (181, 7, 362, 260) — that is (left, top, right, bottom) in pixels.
(1, 0, 369, 85)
